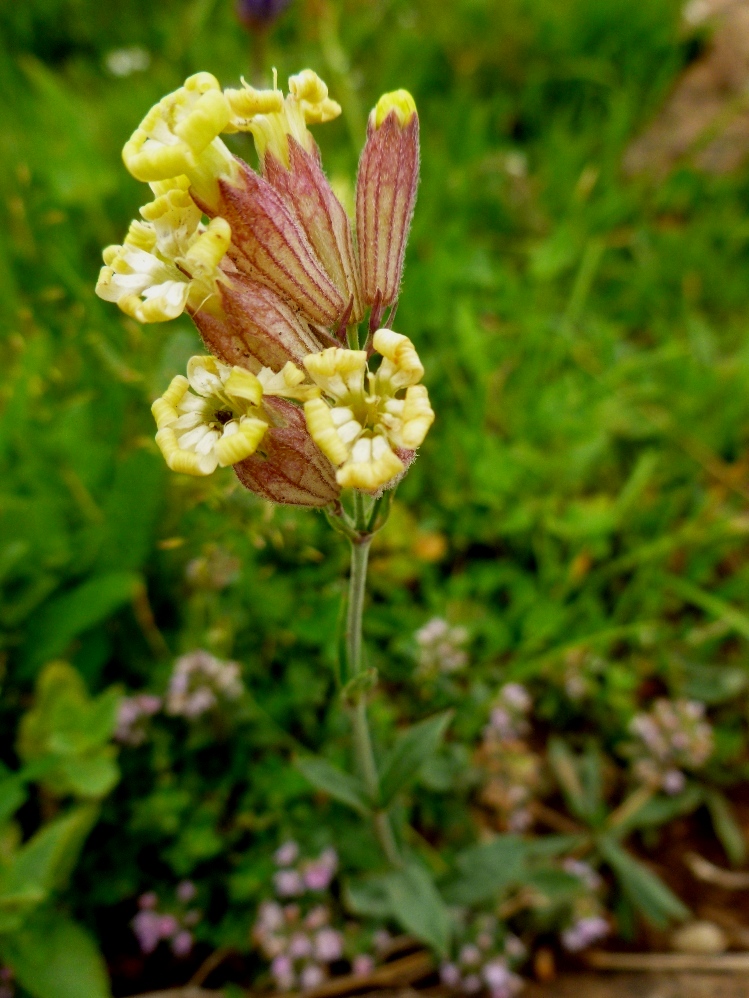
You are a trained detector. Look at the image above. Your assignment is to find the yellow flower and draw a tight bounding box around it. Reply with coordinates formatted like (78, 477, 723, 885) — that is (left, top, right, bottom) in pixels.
(95, 181, 231, 323)
(122, 73, 238, 207)
(224, 69, 341, 168)
(303, 329, 434, 491)
(152, 356, 313, 476)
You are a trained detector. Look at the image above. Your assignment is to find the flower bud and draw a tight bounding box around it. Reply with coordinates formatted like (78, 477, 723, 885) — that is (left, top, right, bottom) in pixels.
(192, 268, 327, 371)
(234, 397, 340, 507)
(356, 90, 419, 312)
(214, 161, 346, 326)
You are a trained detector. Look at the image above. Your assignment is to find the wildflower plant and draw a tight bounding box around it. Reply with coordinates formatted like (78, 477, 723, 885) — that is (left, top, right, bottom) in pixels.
(96, 66, 450, 950)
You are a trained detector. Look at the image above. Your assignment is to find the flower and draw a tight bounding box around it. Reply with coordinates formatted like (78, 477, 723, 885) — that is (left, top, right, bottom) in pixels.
(628, 698, 714, 794)
(122, 73, 239, 207)
(415, 617, 469, 676)
(275, 841, 300, 867)
(561, 915, 610, 953)
(274, 869, 305, 897)
(166, 649, 243, 718)
(96, 181, 231, 324)
(98, 68, 429, 508)
(303, 329, 434, 491)
(115, 694, 162, 745)
(152, 354, 313, 477)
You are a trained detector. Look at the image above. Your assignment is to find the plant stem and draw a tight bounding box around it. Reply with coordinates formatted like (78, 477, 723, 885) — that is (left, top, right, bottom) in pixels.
(345, 522, 402, 868)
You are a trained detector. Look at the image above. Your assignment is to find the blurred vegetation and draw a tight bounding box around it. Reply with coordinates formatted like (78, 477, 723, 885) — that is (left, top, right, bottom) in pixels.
(4, 0, 749, 992)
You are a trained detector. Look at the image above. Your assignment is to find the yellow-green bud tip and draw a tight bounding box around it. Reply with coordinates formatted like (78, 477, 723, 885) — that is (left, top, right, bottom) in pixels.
(372, 89, 417, 129)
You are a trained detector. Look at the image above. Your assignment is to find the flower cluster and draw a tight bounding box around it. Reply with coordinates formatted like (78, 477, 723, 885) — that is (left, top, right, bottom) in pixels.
(115, 693, 162, 745)
(253, 843, 349, 991)
(166, 649, 243, 719)
(440, 915, 525, 998)
(475, 684, 541, 832)
(414, 617, 469, 677)
(560, 915, 610, 953)
(628, 698, 714, 794)
(96, 69, 433, 502)
(131, 882, 201, 957)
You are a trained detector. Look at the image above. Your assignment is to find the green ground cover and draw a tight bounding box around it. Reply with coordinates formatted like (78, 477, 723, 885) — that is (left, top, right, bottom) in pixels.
(3, 0, 749, 994)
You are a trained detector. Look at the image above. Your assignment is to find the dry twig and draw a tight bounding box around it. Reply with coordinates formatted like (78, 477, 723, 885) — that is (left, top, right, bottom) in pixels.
(586, 951, 749, 972)
(684, 850, 749, 889)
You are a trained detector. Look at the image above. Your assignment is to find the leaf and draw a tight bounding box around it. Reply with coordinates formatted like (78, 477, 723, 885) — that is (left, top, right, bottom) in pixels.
(0, 776, 26, 826)
(548, 739, 604, 825)
(705, 789, 747, 867)
(1, 805, 99, 906)
(383, 864, 451, 956)
(442, 836, 527, 905)
(295, 758, 371, 815)
(682, 662, 747, 705)
(598, 836, 689, 928)
(615, 786, 703, 837)
(343, 873, 393, 918)
(58, 754, 119, 800)
(0, 909, 111, 998)
(379, 711, 453, 807)
(21, 572, 140, 675)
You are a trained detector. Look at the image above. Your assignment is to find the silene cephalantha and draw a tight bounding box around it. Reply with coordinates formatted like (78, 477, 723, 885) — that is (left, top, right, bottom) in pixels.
(96, 68, 432, 497)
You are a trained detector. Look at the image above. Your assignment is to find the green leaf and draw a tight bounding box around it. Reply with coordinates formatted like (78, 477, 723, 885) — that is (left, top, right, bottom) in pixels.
(95, 449, 163, 573)
(705, 789, 747, 867)
(548, 739, 604, 825)
(58, 754, 119, 799)
(0, 776, 26, 826)
(0, 909, 111, 998)
(598, 836, 689, 928)
(21, 572, 140, 675)
(615, 786, 703, 837)
(383, 864, 451, 956)
(442, 836, 527, 905)
(1, 805, 99, 906)
(343, 873, 393, 918)
(295, 758, 371, 815)
(379, 711, 453, 807)
(682, 662, 747, 705)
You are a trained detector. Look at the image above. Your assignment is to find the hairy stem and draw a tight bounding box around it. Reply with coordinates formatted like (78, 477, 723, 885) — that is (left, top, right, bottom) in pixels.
(346, 524, 402, 867)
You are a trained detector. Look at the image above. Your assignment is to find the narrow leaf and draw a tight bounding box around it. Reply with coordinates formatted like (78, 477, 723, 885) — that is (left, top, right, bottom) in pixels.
(598, 836, 689, 928)
(442, 836, 527, 905)
(384, 864, 451, 956)
(379, 711, 453, 807)
(705, 789, 747, 867)
(295, 758, 371, 815)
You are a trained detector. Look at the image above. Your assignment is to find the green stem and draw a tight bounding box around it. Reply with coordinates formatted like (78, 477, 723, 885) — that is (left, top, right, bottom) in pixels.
(345, 525, 402, 867)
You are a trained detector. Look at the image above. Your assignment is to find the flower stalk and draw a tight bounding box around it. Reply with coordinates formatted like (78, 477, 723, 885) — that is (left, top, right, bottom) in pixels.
(343, 501, 402, 869)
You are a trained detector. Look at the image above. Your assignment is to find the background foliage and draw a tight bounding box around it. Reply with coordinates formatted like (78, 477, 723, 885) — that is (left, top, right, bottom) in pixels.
(3, 0, 749, 993)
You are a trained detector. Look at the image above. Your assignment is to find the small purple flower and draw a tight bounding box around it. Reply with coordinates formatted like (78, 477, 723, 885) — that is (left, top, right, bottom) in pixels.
(289, 932, 314, 958)
(373, 929, 392, 954)
(176, 880, 197, 903)
(172, 930, 193, 957)
(271, 954, 295, 990)
(138, 891, 158, 910)
(158, 914, 179, 938)
(274, 869, 305, 897)
(459, 944, 481, 967)
(483, 960, 511, 990)
(300, 962, 325, 990)
(462, 973, 483, 993)
(353, 954, 375, 977)
(662, 768, 686, 795)
(131, 910, 163, 954)
(275, 841, 300, 867)
(314, 927, 343, 962)
(440, 963, 461, 987)
(258, 900, 284, 931)
(561, 915, 610, 953)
